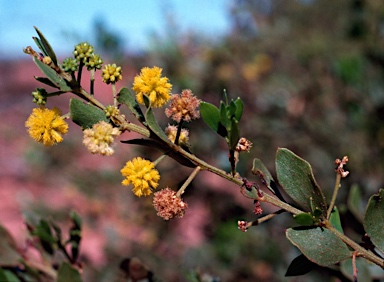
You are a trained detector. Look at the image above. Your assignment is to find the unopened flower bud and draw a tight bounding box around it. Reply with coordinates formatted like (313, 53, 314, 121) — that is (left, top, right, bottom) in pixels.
(238, 220, 249, 232)
(31, 88, 47, 105)
(43, 56, 52, 65)
(74, 42, 94, 64)
(62, 57, 78, 73)
(102, 64, 122, 84)
(236, 137, 252, 152)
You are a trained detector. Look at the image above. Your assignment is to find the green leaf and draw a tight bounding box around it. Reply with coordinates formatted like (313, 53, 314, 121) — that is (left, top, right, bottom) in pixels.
(293, 213, 314, 226)
(286, 227, 351, 266)
(121, 139, 196, 168)
(117, 87, 145, 124)
(329, 206, 344, 234)
(200, 102, 227, 137)
(252, 158, 275, 185)
(219, 101, 228, 128)
(70, 211, 82, 230)
(144, 105, 171, 143)
(34, 220, 55, 255)
(0, 225, 21, 266)
(347, 184, 364, 222)
(32, 37, 45, 56)
(0, 268, 20, 282)
(276, 148, 327, 216)
(363, 188, 384, 253)
(58, 77, 72, 92)
(252, 158, 275, 194)
(234, 97, 244, 121)
(285, 254, 316, 276)
(70, 98, 108, 129)
(229, 100, 237, 118)
(34, 76, 58, 88)
(228, 118, 240, 150)
(34, 27, 58, 65)
(57, 262, 82, 282)
(33, 57, 61, 87)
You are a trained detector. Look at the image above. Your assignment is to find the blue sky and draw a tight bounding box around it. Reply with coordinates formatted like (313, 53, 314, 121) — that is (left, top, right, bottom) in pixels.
(0, 0, 231, 58)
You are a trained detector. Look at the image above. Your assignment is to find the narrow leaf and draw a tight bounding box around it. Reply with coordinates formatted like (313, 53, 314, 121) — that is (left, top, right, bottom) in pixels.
(32, 37, 45, 56)
(57, 262, 82, 282)
(286, 227, 351, 266)
(363, 188, 384, 253)
(285, 254, 317, 276)
(276, 148, 327, 216)
(34, 76, 58, 88)
(117, 87, 145, 124)
(234, 97, 244, 121)
(329, 206, 344, 234)
(70, 98, 108, 129)
(34, 27, 58, 65)
(229, 100, 237, 118)
(33, 57, 61, 87)
(219, 101, 228, 128)
(145, 106, 171, 143)
(228, 118, 240, 150)
(70, 211, 82, 230)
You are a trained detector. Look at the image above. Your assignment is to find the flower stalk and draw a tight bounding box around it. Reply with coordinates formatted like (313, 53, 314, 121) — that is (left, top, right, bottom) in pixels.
(176, 166, 201, 197)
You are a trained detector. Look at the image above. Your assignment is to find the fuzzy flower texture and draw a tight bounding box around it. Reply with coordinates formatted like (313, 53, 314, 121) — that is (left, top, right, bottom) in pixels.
(132, 66, 172, 108)
(153, 188, 188, 220)
(121, 157, 160, 197)
(25, 107, 68, 146)
(165, 125, 189, 145)
(165, 89, 201, 123)
(83, 121, 121, 156)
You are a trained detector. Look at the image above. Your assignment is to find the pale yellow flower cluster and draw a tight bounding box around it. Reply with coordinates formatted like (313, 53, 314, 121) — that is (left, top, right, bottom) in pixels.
(165, 125, 189, 145)
(82, 121, 121, 156)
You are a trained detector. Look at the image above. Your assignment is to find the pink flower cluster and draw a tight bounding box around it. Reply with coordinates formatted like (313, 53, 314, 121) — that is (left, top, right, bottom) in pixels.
(153, 188, 188, 220)
(165, 89, 201, 123)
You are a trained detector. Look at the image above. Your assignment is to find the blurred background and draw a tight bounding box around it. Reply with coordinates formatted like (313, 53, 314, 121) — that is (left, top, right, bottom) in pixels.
(1, 0, 384, 281)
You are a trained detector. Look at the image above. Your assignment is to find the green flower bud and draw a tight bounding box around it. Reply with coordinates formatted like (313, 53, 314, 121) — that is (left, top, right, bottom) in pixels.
(32, 88, 47, 106)
(86, 53, 103, 70)
(73, 42, 94, 64)
(62, 57, 78, 73)
(105, 105, 120, 118)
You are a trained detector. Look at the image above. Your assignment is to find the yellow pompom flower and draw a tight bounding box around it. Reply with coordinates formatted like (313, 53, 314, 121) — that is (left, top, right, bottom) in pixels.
(25, 107, 68, 146)
(132, 66, 172, 108)
(121, 157, 160, 197)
